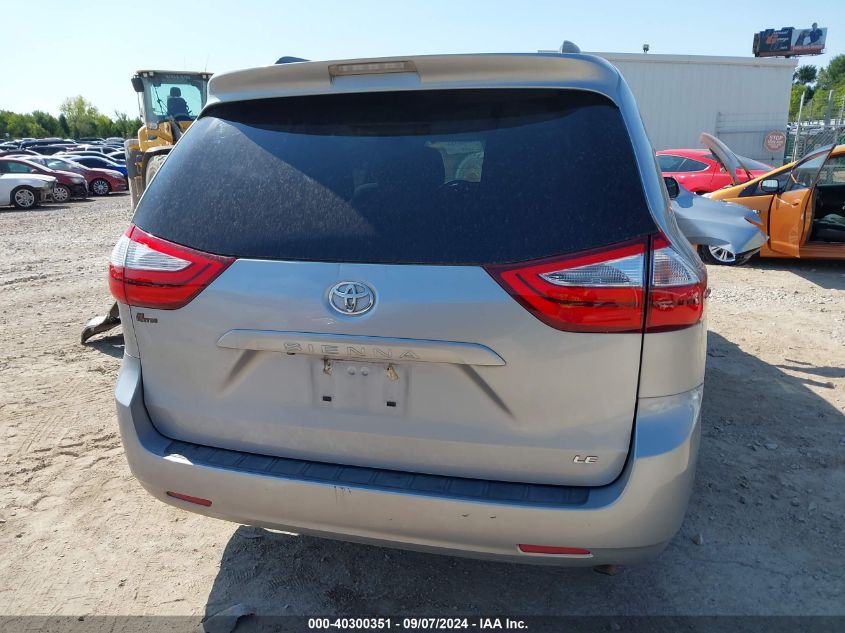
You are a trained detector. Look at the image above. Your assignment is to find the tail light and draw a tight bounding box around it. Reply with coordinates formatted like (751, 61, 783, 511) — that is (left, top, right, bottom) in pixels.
(646, 234, 706, 332)
(485, 239, 646, 333)
(109, 225, 234, 309)
(485, 235, 705, 334)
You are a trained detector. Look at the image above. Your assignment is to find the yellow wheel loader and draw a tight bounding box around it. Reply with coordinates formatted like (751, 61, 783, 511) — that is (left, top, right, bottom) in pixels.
(124, 70, 211, 209)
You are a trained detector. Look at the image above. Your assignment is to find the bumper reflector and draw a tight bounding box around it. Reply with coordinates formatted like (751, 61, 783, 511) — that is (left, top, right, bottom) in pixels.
(518, 544, 591, 556)
(166, 491, 212, 507)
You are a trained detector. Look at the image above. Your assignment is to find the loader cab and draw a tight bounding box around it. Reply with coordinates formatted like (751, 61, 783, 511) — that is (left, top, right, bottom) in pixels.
(132, 71, 211, 128)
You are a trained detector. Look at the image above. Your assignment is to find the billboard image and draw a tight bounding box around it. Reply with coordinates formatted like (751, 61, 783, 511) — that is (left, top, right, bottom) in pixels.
(753, 24, 827, 57)
(754, 22, 827, 57)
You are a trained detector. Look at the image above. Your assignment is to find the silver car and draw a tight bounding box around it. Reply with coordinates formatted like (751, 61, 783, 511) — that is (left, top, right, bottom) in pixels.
(667, 176, 768, 265)
(110, 53, 706, 566)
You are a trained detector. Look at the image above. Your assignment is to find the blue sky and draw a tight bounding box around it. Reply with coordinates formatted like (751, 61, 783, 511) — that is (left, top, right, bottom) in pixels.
(1, 0, 842, 116)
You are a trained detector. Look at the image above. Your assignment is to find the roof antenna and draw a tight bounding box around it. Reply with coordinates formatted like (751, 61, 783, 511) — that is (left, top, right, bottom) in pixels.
(559, 41, 581, 54)
(276, 56, 310, 64)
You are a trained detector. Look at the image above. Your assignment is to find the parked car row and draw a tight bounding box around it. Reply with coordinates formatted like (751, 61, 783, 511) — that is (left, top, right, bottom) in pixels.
(0, 153, 127, 208)
(0, 137, 127, 162)
(22, 155, 127, 195)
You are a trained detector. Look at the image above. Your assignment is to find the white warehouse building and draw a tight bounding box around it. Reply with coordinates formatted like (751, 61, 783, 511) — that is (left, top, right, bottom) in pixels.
(592, 53, 797, 163)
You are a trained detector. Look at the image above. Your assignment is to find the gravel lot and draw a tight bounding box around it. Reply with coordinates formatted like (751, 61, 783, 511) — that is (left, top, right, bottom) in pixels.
(0, 195, 843, 619)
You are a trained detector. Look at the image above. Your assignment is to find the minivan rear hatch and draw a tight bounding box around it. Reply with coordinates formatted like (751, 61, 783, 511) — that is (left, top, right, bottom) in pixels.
(126, 88, 658, 487)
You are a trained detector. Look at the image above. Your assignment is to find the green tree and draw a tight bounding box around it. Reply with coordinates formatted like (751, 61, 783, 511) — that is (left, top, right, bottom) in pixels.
(789, 55, 845, 122)
(25, 121, 49, 137)
(816, 54, 845, 90)
(112, 111, 139, 138)
(790, 84, 806, 119)
(793, 64, 817, 85)
(57, 113, 70, 136)
(31, 110, 60, 136)
(60, 96, 100, 137)
(1, 101, 145, 141)
(0, 111, 30, 138)
(93, 113, 115, 137)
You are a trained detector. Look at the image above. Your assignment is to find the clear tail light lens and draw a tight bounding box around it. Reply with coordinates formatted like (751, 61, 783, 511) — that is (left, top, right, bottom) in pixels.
(646, 234, 707, 332)
(485, 234, 706, 334)
(485, 239, 647, 333)
(109, 225, 234, 309)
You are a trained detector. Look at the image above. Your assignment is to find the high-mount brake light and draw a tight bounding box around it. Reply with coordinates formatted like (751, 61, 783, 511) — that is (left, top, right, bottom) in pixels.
(328, 60, 417, 77)
(109, 225, 234, 309)
(485, 235, 706, 334)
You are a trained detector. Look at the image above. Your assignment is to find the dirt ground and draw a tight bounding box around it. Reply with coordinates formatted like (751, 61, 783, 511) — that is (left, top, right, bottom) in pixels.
(0, 195, 843, 618)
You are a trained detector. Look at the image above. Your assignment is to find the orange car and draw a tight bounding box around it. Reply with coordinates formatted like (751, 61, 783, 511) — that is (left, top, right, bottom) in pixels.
(706, 134, 845, 260)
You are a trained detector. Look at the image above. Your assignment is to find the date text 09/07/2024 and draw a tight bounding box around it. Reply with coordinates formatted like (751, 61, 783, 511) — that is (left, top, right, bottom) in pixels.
(307, 617, 528, 630)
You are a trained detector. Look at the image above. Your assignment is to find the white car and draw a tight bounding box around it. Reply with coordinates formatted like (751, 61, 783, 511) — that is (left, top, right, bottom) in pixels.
(0, 173, 55, 209)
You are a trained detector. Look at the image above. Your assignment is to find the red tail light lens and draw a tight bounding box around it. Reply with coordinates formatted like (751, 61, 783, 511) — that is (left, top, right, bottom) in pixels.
(109, 225, 234, 309)
(486, 235, 705, 334)
(485, 239, 647, 333)
(646, 234, 706, 333)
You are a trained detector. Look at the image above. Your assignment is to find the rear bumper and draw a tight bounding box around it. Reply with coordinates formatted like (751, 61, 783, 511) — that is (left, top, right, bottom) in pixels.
(116, 355, 702, 566)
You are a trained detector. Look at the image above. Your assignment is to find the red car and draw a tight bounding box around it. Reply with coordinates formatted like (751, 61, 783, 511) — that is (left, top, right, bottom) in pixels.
(19, 155, 127, 197)
(0, 157, 89, 203)
(656, 148, 772, 194)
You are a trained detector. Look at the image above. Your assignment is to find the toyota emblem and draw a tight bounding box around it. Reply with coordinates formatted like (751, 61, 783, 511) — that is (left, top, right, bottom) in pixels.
(328, 281, 375, 316)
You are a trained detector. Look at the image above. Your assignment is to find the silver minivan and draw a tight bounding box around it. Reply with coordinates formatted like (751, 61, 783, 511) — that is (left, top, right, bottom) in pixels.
(111, 53, 706, 566)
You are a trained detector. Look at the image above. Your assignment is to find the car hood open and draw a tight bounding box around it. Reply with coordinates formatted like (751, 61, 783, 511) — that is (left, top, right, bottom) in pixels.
(699, 132, 751, 185)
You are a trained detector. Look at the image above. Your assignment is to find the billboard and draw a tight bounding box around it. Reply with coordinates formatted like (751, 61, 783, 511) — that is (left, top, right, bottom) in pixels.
(753, 25, 827, 57)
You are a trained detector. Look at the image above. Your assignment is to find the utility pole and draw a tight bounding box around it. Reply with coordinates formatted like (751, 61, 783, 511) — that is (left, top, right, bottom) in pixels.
(825, 89, 834, 126)
(792, 91, 806, 162)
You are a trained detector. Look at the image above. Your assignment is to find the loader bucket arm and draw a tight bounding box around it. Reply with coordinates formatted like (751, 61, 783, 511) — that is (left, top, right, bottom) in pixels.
(81, 302, 121, 344)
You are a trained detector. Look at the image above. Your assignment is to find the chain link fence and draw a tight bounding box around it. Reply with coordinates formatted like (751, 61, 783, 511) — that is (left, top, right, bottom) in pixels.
(713, 93, 845, 168)
(785, 89, 845, 162)
(784, 122, 845, 162)
(714, 112, 790, 165)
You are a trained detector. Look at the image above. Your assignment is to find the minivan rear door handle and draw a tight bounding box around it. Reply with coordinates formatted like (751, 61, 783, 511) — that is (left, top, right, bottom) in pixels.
(217, 330, 506, 366)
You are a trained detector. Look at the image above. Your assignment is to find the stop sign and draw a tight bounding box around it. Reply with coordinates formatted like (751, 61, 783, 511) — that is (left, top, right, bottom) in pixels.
(764, 131, 786, 152)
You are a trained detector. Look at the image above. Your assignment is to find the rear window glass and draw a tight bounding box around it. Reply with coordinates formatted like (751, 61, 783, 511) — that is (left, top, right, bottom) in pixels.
(679, 158, 709, 172)
(134, 89, 655, 265)
(657, 154, 686, 172)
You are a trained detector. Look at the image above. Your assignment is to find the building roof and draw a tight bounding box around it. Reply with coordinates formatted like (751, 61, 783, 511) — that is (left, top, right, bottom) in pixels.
(592, 52, 798, 69)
